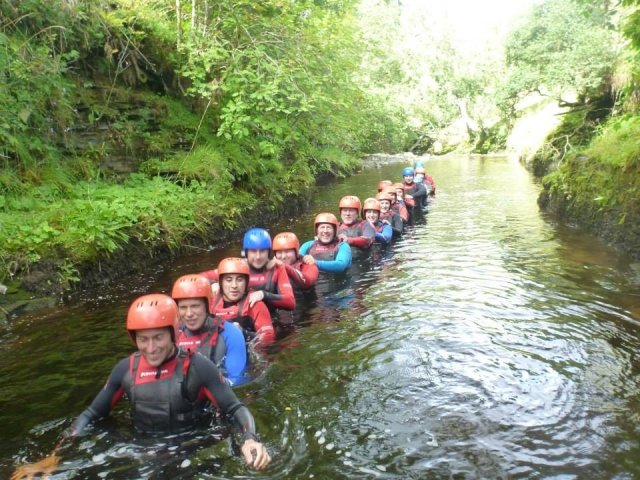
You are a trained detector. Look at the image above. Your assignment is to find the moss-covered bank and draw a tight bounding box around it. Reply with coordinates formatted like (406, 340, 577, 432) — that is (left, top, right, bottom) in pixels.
(538, 115, 640, 260)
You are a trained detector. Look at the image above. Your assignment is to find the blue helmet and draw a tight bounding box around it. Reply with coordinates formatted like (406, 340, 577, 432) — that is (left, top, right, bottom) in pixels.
(413, 161, 424, 169)
(402, 167, 414, 177)
(243, 228, 272, 250)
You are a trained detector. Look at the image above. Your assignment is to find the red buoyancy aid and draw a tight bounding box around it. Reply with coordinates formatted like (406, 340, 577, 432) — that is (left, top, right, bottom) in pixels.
(249, 268, 276, 293)
(176, 316, 224, 362)
(337, 220, 368, 240)
(308, 239, 341, 261)
(210, 294, 255, 334)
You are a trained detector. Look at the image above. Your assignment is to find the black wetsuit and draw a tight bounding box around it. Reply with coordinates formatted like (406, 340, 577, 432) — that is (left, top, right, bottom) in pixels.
(72, 347, 257, 439)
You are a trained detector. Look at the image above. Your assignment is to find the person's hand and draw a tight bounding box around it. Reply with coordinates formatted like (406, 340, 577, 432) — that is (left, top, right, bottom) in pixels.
(211, 282, 219, 296)
(11, 454, 60, 480)
(241, 438, 271, 470)
(338, 234, 349, 243)
(381, 219, 390, 225)
(272, 258, 284, 267)
(248, 290, 265, 307)
(302, 255, 316, 265)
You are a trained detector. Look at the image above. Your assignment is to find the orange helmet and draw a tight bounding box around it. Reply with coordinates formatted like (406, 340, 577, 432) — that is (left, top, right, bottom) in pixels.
(218, 257, 250, 276)
(273, 232, 300, 255)
(339, 195, 361, 211)
(172, 274, 213, 312)
(361, 197, 381, 217)
(314, 212, 339, 234)
(392, 182, 405, 190)
(127, 294, 180, 343)
(414, 166, 426, 174)
(382, 186, 397, 196)
(375, 192, 393, 202)
(377, 180, 393, 192)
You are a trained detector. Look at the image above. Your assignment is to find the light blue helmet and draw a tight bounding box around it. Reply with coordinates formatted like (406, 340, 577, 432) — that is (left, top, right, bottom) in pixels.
(402, 167, 414, 177)
(243, 228, 272, 251)
(413, 161, 424, 169)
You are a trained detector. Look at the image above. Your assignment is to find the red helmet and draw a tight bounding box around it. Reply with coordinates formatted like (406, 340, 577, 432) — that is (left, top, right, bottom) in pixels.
(375, 192, 393, 202)
(392, 182, 405, 190)
(361, 197, 381, 217)
(272, 232, 300, 255)
(218, 257, 250, 276)
(377, 180, 393, 192)
(339, 195, 361, 211)
(172, 274, 213, 312)
(127, 294, 180, 343)
(314, 212, 338, 234)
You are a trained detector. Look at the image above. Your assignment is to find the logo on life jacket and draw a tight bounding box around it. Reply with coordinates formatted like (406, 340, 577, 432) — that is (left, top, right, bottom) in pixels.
(140, 369, 169, 378)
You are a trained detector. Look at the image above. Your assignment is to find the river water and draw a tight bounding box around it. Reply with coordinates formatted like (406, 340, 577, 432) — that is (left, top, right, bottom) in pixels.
(2, 155, 640, 479)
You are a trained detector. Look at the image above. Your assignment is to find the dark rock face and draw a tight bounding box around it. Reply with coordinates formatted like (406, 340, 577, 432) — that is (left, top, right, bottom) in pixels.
(539, 187, 640, 261)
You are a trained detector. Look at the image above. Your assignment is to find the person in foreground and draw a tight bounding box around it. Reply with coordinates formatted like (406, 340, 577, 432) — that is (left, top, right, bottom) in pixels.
(11, 294, 271, 479)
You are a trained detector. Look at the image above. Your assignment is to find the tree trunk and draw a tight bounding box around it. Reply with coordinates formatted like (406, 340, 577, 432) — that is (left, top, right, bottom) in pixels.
(176, 0, 181, 48)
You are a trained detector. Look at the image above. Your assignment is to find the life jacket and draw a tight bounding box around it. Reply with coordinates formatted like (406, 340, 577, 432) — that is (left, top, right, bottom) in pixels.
(390, 203, 408, 223)
(122, 349, 196, 434)
(308, 239, 341, 261)
(372, 221, 385, 233)
(210, 293, 255, 336)
(404, 182, 425, 202)
(337, 220, 369, 240)
(176, 316, 224, 365)
(249, 267, 276, 294)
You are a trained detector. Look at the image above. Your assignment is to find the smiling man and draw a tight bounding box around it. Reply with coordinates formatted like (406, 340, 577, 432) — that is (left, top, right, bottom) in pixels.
(172, 274, 247, 386)
(69, 294, 270, 469)
(299, 213, 352, 274)
(336, 195, 375, 259)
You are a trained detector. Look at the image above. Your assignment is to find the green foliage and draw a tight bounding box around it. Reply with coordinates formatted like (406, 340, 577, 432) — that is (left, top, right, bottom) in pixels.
(504, 0, 616, 105)
(543, 113, 640, 221)
(1, 0, 440, 286)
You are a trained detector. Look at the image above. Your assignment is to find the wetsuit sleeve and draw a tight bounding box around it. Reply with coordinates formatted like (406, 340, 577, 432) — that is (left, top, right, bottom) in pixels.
(427, 175, 436, 192)
(299, 240, 313, 256)
(346, 222, 375, 248)
(190, 354, 258, 441)
(375, 225, 393, 244)
(219, 323, 248, 386)
(317, 242, 352, 273)
(284, 263, 307, 289)
(262, 265, 295, 310)
(398, 204, 409, 222)
(301, 262, 319, 287)
(413, 182, 427, 199)
(249, 302, 275, 344)
(199, 269, 219, 283)
(71, 358, 129, 434)
(392, 214, 404, 234)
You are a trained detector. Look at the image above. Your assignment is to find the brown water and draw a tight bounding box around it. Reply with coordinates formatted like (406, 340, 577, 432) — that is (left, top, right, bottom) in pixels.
(2, 155, 640, 479)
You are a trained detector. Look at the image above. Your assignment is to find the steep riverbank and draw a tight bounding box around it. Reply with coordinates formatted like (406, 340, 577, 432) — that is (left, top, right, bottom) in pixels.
(0, 187, 318, 321)
(533, 111, 640, 261)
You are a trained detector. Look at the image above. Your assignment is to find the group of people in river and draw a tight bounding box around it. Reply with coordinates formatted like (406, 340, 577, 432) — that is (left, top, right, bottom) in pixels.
(11, 162, 435, 479)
